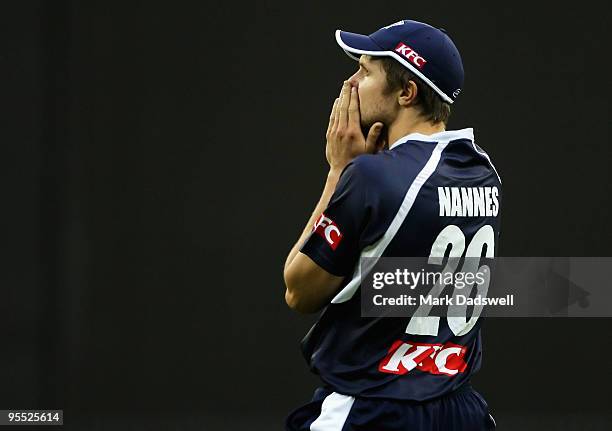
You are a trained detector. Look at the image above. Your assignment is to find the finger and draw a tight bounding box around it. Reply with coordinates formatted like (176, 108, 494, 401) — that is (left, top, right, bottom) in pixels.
(348, 86, 360, 127)
(327, 98, 339, 136)
(333, 95, 341, 131)
(334, 83, 345, 130)
(338, 81, 350, 129)
(365, 122, 385, 153)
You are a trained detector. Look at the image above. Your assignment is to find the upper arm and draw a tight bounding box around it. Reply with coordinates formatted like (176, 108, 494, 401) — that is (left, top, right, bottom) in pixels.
(285, 160, 372, 313)
(284, 252, 344, 313)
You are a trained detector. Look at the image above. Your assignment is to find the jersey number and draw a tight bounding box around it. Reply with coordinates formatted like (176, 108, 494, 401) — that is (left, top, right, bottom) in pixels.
(405, 224, 494, 337)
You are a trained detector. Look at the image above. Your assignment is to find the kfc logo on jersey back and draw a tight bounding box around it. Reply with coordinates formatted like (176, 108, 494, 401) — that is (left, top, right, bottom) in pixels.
(313, 213, 343, 250)
(394, 42, 427, 69)
(379, 340, 468, 376)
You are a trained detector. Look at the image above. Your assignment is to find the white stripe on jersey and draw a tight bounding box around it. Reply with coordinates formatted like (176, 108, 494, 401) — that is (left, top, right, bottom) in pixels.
(471, 141, 502, 184)
(331, 140, 449, 304)
(389, 128, 475, 150)
(391, 128, 501, 184)
(310, 392, 355, 431)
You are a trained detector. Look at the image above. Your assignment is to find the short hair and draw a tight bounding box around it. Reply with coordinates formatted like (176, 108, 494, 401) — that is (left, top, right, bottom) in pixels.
(370, 56, 451, 125)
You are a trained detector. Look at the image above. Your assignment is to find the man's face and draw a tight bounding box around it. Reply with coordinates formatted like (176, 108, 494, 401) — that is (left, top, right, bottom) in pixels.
(347, 55, 398, 129)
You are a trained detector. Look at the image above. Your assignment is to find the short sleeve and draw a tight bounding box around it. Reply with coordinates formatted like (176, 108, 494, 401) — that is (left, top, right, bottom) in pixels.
(300, 161, 370, 276)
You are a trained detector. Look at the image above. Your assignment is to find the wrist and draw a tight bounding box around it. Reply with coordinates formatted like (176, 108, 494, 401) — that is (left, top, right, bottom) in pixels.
(327, 167, 343, 181)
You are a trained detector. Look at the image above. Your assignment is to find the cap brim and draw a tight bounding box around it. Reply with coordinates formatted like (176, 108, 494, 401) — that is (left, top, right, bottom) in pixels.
(335, 30, 387, 61)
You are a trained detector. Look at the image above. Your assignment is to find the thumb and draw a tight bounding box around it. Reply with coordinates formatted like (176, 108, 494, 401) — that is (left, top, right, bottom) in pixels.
(365, 122, 384, 153)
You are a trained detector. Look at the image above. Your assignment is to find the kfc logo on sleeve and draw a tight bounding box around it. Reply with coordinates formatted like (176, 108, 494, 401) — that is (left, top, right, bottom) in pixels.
(313, 213, 343, 250)
(394, 42, 427, 69)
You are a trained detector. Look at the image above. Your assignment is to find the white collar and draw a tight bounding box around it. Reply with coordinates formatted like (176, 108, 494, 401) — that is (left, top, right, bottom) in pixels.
(389, 128, 474, 150)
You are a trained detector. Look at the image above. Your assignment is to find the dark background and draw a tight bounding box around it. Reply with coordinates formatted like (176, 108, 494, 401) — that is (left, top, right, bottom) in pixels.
(1, 0, 611, 430)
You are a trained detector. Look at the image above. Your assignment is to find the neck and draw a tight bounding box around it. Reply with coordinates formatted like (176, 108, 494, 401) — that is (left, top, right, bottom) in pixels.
(386, 114, 446, 148)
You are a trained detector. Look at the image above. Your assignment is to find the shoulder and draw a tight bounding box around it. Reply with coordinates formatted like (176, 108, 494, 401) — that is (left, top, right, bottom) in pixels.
(346, 151, 395, 182)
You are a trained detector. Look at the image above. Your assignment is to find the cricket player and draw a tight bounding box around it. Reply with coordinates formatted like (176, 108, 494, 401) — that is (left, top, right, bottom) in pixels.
(283, 19, 500, 430)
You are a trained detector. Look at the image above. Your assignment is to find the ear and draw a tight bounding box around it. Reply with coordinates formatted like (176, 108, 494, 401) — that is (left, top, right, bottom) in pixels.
(398, 80, 418, 107)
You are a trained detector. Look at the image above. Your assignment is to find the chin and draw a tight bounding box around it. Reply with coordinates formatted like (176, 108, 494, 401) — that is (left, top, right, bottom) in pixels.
(360, 117, 375, 130)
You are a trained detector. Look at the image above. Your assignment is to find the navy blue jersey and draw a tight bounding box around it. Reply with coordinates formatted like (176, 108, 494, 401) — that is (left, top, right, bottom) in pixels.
(299, 128, 501, 401)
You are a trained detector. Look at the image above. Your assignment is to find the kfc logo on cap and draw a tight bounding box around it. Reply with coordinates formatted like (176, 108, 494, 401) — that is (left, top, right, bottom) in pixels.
(313, 213, 343, 250)
(394, 42, 427, 69)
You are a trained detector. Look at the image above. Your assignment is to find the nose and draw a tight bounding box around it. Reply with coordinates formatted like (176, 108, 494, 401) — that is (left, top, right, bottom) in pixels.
(348, 72, 359, 88)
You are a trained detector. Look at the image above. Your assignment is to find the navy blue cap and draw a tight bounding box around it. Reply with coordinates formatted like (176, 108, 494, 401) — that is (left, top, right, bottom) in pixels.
(335, 20, 464, 104)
